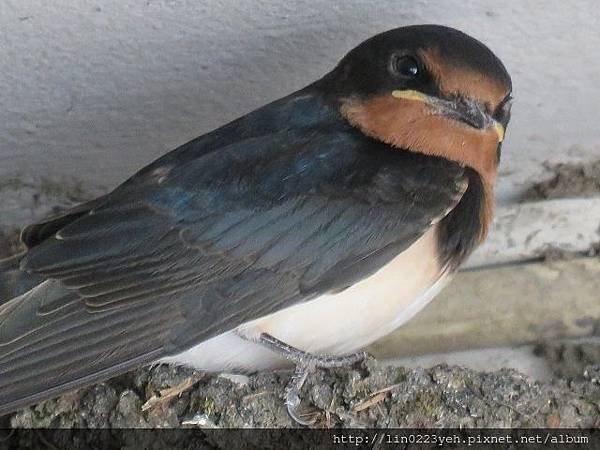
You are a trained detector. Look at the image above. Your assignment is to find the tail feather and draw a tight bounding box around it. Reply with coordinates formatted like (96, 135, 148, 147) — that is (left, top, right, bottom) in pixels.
(0, 279, 172, 416)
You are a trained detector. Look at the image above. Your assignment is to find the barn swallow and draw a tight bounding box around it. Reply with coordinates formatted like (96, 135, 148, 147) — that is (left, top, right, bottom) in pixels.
(0, 25, 512, 423)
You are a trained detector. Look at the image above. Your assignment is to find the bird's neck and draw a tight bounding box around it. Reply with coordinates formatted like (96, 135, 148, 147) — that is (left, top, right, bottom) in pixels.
(437, 168, 493, 269)
(338, 96, 497, 268)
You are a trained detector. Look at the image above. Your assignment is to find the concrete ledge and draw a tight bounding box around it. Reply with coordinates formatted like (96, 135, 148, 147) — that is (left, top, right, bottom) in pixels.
(467, 198, 600, 268)
(371, 257, 600, 358)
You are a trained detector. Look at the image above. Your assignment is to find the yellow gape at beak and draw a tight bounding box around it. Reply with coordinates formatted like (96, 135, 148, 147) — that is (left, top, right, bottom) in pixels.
(492, 121, 505, 143)
(392, 89, 505, 143)
(391, 89, 430, 103)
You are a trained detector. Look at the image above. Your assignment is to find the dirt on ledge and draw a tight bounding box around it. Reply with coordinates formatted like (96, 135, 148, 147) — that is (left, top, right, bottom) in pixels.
(4, 358, 600, 429)
(522, 160, 600, 201)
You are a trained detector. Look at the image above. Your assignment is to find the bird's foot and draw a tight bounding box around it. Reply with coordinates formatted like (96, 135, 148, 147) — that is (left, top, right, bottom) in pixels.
(257, 332, 367, 368)
(242, 332, 367, 425)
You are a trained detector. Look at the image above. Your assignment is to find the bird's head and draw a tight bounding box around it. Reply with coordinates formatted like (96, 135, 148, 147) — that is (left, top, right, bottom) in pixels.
(321, 25, 512, 185)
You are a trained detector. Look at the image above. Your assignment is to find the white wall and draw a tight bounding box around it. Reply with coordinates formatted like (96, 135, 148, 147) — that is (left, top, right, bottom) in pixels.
(1, 0, 599, 203)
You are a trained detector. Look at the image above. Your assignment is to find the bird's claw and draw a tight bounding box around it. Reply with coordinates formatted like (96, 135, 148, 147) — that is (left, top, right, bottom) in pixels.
(240, 332, 368, 426)
(282, 350, 367, 426)
(284, 389, 319, 426)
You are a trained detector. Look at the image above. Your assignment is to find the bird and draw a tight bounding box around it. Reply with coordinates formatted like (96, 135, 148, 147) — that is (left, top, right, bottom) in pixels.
(0, 24, 512, 424)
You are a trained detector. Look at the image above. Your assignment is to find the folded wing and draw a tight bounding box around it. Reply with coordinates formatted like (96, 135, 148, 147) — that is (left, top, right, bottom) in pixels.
(0, 96, 468, 414)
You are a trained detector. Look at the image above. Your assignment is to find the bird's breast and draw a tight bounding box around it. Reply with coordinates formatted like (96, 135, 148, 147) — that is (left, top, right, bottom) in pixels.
(162, 225, 447, 372)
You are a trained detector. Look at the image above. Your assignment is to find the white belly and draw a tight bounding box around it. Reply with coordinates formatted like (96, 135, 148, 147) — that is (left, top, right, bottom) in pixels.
(161, 226, 448, 372)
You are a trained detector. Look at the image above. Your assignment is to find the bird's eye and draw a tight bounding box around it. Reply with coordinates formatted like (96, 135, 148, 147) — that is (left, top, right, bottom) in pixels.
(392, 55, 420, 79)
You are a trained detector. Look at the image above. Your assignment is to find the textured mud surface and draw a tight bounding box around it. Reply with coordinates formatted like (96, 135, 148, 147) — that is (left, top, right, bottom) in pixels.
(4, 358, 600, 428)
(0, 175, 97, 233)
(523, 160, 600, 201)
(0, 228, 22, 260)
(535, 340, 600, 380)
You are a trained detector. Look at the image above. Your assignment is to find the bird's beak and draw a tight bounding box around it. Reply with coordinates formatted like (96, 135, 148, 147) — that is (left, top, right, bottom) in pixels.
(391, 89, 505, 143)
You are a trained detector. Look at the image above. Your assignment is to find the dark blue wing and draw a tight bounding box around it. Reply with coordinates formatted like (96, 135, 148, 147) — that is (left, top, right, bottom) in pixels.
(0, 91, 467, 414)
